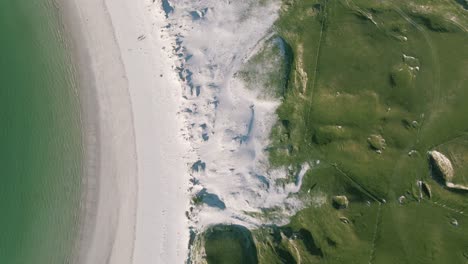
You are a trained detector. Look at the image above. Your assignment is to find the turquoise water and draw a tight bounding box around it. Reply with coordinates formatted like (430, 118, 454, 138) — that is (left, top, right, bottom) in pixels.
(0, 1, 83, 263)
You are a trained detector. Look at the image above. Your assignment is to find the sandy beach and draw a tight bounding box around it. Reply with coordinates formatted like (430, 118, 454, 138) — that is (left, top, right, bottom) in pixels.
(57, 0, 190, 263)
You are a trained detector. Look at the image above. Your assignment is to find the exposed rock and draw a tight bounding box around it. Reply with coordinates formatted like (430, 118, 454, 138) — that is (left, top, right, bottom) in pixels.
(398, 195, 406, 204)
(446, 182, 468, 191)
(367, 134, 386, 151)
(451, 218, 459, 227)
(429, 150, 454, 182)
(332, 195, 349, 209)
(339, 217, 350, 224)
(428, 151, 468, 191)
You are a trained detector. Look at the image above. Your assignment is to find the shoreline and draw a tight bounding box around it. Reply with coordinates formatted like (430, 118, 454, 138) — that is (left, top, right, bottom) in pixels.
(57, 0, 139, 263)
(57, 0, 191, 263)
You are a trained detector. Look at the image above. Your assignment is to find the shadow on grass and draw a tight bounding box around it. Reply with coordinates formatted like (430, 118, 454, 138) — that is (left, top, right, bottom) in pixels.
(205, 225, 258, 264)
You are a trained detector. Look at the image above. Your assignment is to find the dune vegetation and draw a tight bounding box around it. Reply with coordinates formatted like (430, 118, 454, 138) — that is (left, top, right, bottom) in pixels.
(198, 0, 468, 263)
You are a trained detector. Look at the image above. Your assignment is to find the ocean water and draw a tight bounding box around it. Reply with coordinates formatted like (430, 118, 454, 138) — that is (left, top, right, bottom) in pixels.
(0, 1, 83, 263)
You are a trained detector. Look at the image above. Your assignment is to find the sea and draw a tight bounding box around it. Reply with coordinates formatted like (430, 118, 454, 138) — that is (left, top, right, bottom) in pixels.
(0, 1, 83, 263)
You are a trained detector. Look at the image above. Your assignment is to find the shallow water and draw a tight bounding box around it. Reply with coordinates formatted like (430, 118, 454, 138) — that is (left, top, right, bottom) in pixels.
(0, 1, 82, 263)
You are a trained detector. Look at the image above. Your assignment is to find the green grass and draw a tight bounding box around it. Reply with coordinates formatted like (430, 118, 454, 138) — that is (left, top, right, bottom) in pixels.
(199, 0, 468, 263)
(203, 225, 258, 264)
(237, 36, 294, 99)
(260, 0, 468, 262)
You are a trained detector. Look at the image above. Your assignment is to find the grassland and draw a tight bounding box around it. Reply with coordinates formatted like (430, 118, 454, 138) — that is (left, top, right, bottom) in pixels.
(199, 0, 468, 263)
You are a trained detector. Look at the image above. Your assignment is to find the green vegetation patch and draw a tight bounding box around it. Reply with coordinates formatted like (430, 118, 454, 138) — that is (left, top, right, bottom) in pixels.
(237, 35, 293, 99)
(254, 0, 468, 262)
(195, 0, 468, 262)
(204, 225, 258, 264)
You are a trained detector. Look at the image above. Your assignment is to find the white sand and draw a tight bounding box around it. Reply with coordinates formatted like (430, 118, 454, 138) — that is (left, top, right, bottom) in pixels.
(58, 0, 190, 263)
(58, 0, 300, 261)
(161, 0, 304, 230)
(104, 0, 191, 263)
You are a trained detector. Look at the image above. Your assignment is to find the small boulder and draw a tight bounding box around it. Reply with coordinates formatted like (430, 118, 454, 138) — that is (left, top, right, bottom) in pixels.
(429, 151, 468, 191)
(429, 150, 454, 182)
(451, 218, 459, 227)
(339, 217, 350, 224)
(398, 195, 406, 204)
(332, 195, 349, 209)
(368, 134, 386, 151)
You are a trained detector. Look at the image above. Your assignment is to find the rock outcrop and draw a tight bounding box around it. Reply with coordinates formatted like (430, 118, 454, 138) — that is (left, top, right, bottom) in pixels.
(429, 150, 454, 182)
(367, 134, 386, 152)
(332, 195, 349, 209)
(429, 150, 468, 191)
